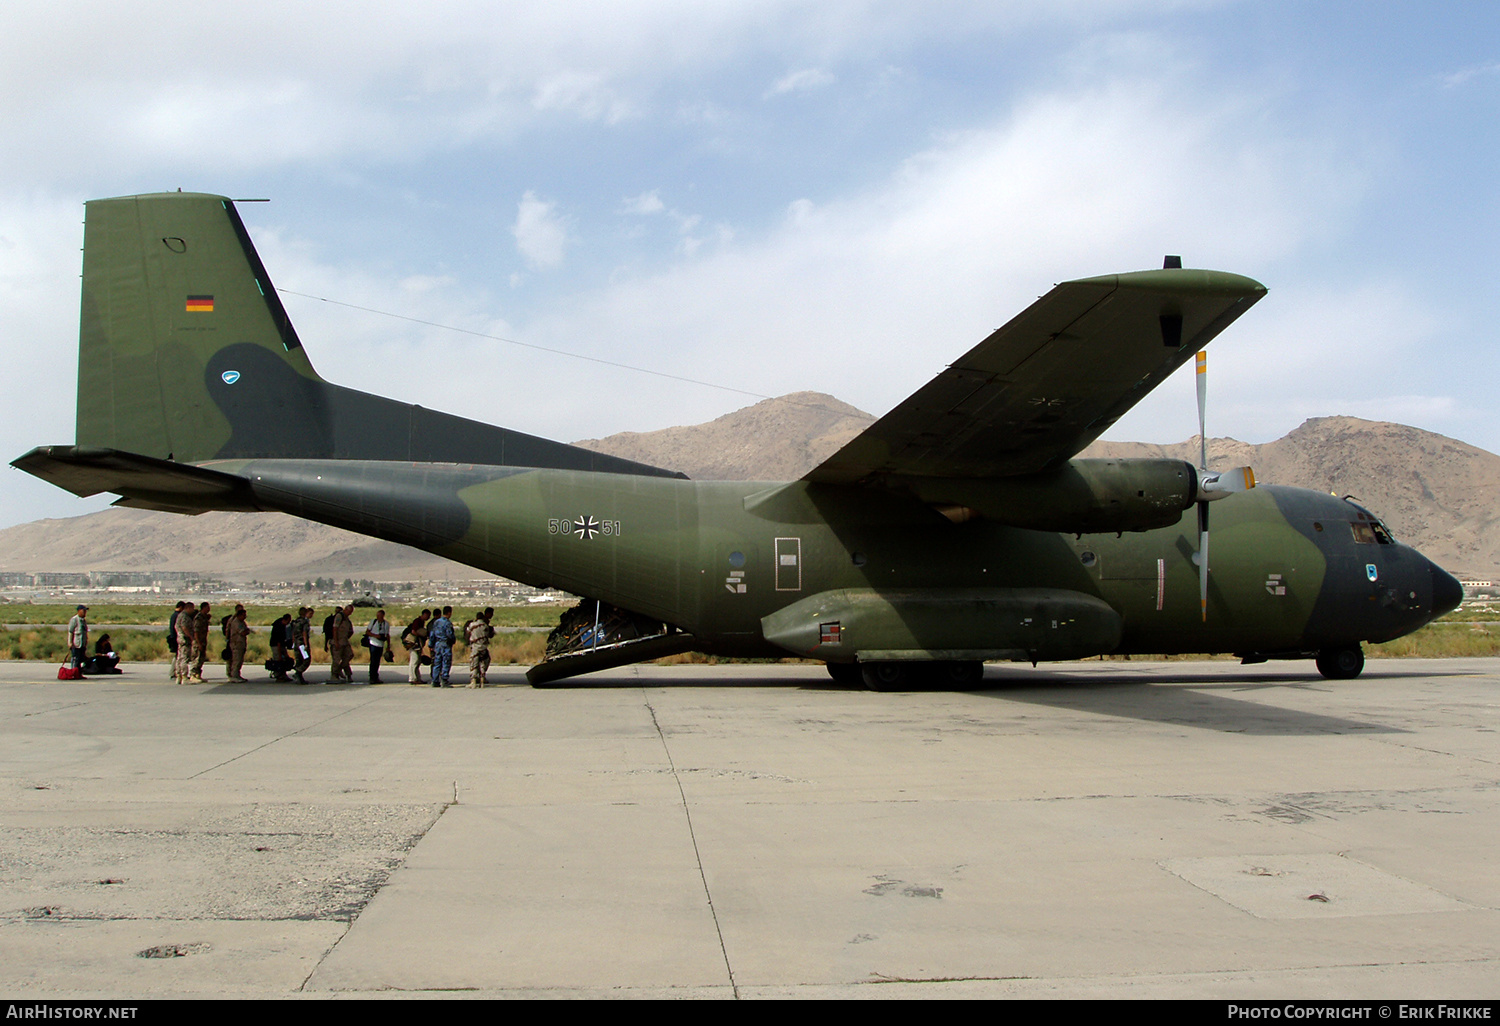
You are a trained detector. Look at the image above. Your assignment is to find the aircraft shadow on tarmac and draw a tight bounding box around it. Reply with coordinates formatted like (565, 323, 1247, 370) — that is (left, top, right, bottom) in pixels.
(169, 661, 1476, 737)
(945, 663, 1463, 736)
(509, 663, 1454, 737)
(965, 677, 1408, 736)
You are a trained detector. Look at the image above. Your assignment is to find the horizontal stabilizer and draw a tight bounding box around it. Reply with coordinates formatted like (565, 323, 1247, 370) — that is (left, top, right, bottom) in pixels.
(11, 446, 259, 514)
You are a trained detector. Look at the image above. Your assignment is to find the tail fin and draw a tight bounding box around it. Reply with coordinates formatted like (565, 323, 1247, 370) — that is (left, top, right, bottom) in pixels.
(77, 193, 319, 462)
(73, 192, 682, 477)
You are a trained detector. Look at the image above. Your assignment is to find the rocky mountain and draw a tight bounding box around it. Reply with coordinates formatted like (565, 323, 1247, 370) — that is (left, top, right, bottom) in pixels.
(2, 398, 1495, 582)
(0, 506, 493, 582)
(574, 391, 873, 481)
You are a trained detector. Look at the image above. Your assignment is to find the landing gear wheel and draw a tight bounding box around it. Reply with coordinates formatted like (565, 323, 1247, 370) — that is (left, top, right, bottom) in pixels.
(937, 660, 986, 687)
(825, 663, 862, 685)
(1315, 645, 1364, 680)
(861, 662, 914, 691)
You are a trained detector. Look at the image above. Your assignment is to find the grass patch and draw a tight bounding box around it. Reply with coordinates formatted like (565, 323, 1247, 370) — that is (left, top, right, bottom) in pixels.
(1368, 622, 1500, 658)
(1436, 605, 1500, 623)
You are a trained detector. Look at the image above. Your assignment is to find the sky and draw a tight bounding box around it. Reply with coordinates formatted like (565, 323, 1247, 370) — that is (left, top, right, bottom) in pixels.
(2, 1, 1498, 529)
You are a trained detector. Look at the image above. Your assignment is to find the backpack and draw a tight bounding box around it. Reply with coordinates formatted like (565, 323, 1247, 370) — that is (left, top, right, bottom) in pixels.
(323, 614, 336, 638)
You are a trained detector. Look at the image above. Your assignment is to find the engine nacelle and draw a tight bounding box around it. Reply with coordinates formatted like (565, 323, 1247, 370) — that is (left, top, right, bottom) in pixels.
(890, 458, 1201, 534)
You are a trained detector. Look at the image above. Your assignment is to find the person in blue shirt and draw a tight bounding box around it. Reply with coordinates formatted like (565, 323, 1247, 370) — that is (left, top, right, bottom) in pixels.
(428, 606, 456, 687)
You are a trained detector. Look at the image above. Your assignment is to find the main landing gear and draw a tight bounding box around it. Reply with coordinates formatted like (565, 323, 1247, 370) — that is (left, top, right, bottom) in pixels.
(826, 661, 987, 691)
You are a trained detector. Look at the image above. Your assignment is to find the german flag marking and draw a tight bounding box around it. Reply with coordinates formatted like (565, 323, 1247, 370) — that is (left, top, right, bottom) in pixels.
(185, 295, 214, 312)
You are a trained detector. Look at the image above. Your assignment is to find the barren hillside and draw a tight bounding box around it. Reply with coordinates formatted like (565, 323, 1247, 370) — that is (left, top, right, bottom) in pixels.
(575, 391, 873, 480)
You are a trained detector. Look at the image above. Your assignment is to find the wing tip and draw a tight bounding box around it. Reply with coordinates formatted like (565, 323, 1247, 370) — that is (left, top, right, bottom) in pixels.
(1066, 268, 1266, 296)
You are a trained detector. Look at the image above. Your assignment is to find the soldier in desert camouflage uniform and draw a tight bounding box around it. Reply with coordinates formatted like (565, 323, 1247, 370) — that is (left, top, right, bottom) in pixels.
(190, 601, 211, 682)
(174, 601, 197, 684)
(226, 607, 251, 683)
(466, 608, 495, 688)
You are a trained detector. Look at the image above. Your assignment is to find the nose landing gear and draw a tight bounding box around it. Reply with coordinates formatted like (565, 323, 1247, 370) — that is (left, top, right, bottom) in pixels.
(1315, 645, 1365, 680)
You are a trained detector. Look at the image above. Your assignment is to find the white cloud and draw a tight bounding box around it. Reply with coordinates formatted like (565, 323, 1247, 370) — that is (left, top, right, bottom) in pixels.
(764, 67, 836, 99)
(621, 190, 666, 215)
(0, 2, 1204, 186)
(512, 191, 569, 270)
(397, 273, 458, 295)
(506, 75, 1373, 441)
(532, 70, 639, 124)
(618, 191, 727, 256)
(1441, 62, 1500, 89)
(0, 3, 840, 183)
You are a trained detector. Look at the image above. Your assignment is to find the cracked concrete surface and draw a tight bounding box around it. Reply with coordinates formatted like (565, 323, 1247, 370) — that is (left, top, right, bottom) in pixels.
(0, 658, 1497, 998)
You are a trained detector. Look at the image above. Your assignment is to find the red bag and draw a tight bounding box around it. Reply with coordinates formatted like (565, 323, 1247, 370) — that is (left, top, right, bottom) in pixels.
(57, 665, 83, 680)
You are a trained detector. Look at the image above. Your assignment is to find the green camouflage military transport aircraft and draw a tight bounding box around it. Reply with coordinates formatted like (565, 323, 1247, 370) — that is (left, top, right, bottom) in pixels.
(13, 192, 1463, 687)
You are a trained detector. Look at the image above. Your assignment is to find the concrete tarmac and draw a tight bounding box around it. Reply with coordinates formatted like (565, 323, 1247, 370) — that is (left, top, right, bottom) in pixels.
(1, 657, 1497, 999)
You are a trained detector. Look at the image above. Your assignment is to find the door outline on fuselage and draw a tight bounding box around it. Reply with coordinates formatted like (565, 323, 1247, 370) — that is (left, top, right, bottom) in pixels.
(774, 537, 802, 592)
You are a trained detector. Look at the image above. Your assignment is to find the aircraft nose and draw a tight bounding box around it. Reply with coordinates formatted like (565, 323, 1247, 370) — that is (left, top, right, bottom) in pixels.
(1429, 561, 1464, 617)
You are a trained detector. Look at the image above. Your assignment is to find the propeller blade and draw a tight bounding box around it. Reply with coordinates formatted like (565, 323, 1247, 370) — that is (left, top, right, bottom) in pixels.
(1198, 500, 1210, 623)
(1196, 349, 1209, 621)
(1196, 350, 1208, 472)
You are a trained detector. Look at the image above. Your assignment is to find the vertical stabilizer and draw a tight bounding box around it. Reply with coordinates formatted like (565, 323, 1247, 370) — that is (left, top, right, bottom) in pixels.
(77, 192, 321, 462)
(71, 191, 684, 477)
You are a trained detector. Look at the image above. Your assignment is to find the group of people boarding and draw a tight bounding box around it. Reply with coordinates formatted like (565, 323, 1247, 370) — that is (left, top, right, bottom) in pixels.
(155, 601, 499, 687)
(166, 600, 249, 683)
(61, 601, 501, 686)
(396, 606, 496, 687)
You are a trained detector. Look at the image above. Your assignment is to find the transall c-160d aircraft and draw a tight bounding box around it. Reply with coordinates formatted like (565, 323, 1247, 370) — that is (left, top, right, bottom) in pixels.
(13, 193, 1463, 688)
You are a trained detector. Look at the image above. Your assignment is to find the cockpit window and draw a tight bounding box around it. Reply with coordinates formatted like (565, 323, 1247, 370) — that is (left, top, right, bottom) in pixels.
(1341, 497, 1395, 543)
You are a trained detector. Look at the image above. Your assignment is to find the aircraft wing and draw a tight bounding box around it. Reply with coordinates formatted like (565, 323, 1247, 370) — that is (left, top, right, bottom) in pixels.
(805, 268, 1266, 484)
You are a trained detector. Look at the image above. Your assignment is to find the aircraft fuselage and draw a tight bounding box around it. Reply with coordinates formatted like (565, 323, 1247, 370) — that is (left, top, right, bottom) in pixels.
(217, 457, 1457, 665)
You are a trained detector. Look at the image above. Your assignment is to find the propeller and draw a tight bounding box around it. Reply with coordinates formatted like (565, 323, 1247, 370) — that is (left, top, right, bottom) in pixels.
(1196, 350, 1210, 622)
(1191, 348, 1257, 621)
